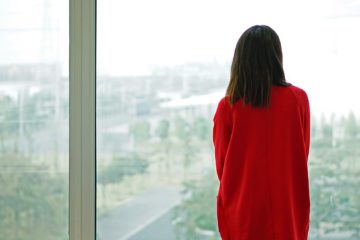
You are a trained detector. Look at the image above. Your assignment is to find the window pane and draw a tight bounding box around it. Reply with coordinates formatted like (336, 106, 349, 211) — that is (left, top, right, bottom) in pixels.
(0, 1, 69, 239)
(96, 0, 360, 239)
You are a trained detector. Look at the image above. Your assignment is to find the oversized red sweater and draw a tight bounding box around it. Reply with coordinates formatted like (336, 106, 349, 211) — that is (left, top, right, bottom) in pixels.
(213, 84, 310, 240)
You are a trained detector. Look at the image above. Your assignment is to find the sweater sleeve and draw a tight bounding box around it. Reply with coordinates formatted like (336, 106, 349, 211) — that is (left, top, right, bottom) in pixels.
(303, 91, 310, 161)
(213, 97, 232, 182)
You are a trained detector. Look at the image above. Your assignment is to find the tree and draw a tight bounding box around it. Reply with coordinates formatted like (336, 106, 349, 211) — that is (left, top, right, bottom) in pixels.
(310, 113, 360, 238)
(129, 120, 151, 144)
(344, 111, 359, 140)
(97, 153, 149, 185)
(155, 119, 172, 180)
(156, 119, 170, 140)
(192, 116, 211, 141)
(0, 95, 19, 152)
(174, 116, 197, 181)
(173, 171, 220, 240)
(0, 153, 68, 240)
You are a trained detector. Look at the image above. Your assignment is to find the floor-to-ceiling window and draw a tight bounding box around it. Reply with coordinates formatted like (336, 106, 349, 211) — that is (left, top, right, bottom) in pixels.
(0, 0, 359, 239)
(0, 0, 69, 239)
(96, 0, 360, 239)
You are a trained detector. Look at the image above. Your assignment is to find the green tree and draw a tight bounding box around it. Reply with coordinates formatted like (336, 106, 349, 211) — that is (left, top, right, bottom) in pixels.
(174, 116, 189, 140)
(310, 113, 360, 238)
(155, 119, 172, 179)
(129, 120, 151, 144)
(0, 95, 19, 151)
(156, 119, 170, 140)
(336, 112, 360, 237)
(0, 153, 68, 240)
(174, 116, 197, 181)
(344, 111, 359, 140)
(97, 153, 149, 185)
(173, 171, 220, 240)
(192, 116, 211, 141)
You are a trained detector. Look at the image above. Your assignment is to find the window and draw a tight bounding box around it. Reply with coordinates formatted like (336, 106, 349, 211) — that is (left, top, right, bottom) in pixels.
(0, 0, 69, 239)
(0, 0, 359, 239)
(96, 0, 360, 239)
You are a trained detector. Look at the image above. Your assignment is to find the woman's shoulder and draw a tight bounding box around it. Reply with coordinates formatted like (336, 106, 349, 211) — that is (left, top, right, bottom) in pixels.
(288, 84, 308, 101)
(216, 95, 231, 107)
(284, 84, 309, 111)
(213, 95, 233, 122)
(273, 84, 308, 101)
(287, 84, 308, 97)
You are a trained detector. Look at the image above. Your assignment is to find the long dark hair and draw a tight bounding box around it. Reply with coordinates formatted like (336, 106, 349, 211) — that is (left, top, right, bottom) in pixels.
(226, 25, 291, 108)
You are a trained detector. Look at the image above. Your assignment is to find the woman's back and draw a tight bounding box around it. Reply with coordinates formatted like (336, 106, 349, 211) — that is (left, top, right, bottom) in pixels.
(213, 84, 310, 240)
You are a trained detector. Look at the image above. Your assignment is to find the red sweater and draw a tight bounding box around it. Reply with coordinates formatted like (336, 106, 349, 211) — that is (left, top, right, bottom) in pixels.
(213, 85, 310, 240)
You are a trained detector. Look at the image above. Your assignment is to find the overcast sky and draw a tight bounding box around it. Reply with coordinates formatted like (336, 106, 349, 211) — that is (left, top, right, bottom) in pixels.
(1, 0, 360, 117)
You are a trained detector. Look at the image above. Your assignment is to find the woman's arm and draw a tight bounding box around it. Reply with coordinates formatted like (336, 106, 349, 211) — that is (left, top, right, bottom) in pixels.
(303, 91, 310, 161)
(213, 97, 232, 182)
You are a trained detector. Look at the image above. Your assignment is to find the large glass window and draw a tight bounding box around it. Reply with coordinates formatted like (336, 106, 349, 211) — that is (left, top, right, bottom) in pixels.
(97, 0, 360, 239)
(1, 0, 359, 239)
(0, 1, 69, 239)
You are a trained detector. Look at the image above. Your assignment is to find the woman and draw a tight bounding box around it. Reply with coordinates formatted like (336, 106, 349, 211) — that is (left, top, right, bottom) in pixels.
(213, 25, 310, 240)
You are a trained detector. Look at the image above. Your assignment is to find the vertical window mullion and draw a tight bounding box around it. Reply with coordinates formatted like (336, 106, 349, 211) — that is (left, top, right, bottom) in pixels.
(69, 0, 96, 239)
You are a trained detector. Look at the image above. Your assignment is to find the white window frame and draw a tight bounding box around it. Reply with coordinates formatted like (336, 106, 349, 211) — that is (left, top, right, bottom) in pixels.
(69, 0, 96, 239)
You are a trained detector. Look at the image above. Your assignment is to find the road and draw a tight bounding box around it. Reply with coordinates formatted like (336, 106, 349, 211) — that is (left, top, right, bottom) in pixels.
(97, 185, 182, 240)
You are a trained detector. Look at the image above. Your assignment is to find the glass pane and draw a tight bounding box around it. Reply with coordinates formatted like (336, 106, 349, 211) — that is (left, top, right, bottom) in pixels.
(0, 0, 69, 239)
(97, 0, 360, 239)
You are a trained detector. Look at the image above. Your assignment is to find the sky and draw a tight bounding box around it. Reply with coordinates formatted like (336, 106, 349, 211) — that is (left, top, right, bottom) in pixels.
(0, 0, 360, 117)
